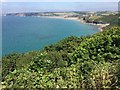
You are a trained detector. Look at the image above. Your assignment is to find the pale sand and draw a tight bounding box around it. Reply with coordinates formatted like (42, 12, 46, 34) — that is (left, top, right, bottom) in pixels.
(41, 16, 109, 31)
(43, 16, 80, 22)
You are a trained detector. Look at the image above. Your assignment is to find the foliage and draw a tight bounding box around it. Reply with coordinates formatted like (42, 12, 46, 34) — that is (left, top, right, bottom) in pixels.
(87, 14, 119, 26)
(2, 27, 120, 89)
(95, 14, 119, 26)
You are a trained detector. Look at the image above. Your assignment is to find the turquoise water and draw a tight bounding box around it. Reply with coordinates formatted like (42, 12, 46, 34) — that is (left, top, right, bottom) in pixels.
(2, 16, 99, 56)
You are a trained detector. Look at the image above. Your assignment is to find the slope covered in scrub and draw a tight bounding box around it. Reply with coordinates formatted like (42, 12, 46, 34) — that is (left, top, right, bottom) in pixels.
(2, 27, 120, 89)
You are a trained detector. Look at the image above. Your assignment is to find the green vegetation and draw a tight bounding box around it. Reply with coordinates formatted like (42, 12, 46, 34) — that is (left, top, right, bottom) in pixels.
(95, 14, 119, 26)
(86, 14, 119, 26)
(2, 27, 120, 89)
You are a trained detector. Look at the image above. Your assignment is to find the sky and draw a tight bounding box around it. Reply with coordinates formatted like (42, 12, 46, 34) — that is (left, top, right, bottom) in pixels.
(1, 0, 120, 2)
(2, 2, 119, 13)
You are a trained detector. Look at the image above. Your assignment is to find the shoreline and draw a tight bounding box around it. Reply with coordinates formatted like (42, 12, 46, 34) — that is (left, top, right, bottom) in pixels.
(6, 15, 109, 32)
(78, 18, 110, 31)
(41, 16, 80, 22)
(41, 16, 109, 32)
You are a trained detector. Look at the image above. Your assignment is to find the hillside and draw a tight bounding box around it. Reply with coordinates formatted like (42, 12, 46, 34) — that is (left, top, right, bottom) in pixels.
(2, 27, 120, 89)
(95, 14, 119, 26)
(85, 14, 119, 27)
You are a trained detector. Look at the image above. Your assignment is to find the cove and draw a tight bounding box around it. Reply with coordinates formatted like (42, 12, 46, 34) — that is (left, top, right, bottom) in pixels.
(2, 16, 99, 56)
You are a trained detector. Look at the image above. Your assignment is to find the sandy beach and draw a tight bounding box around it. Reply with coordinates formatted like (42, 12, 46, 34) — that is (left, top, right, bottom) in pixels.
(42, 16, 80, 22)
(41, 16, 109, 31)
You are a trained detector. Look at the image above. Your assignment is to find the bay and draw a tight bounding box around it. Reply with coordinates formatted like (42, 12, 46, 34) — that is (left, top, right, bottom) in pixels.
(2, 16, 99, 56)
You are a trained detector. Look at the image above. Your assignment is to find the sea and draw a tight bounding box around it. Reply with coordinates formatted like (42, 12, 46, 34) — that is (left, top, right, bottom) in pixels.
(2, 16, 99, 56)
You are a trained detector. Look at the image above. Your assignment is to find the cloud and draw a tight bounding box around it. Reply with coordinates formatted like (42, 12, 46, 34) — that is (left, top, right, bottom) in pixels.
(0, 0, 6, 2)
